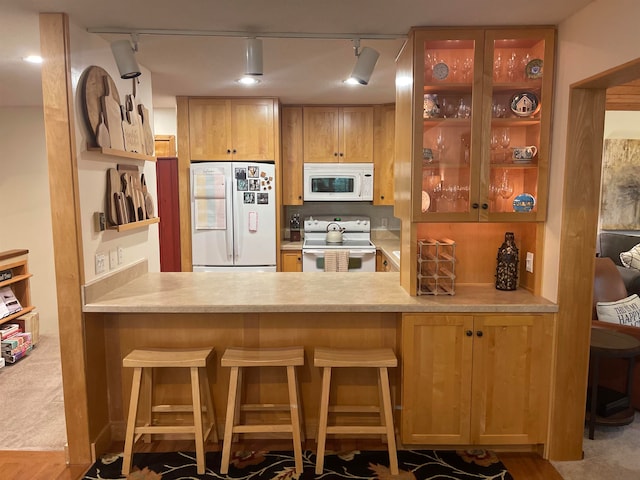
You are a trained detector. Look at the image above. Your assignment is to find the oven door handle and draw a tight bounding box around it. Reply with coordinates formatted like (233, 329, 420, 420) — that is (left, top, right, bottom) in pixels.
(302, 249, 375, 256)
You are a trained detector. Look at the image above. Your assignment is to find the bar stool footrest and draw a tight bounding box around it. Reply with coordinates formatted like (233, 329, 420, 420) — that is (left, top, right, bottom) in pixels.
(326, 426, 388, 434)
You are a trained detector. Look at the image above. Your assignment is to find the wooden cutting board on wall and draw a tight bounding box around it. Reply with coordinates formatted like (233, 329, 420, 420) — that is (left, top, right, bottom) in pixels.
(101, 77, 125, 151)
(80, 66, 121, 147)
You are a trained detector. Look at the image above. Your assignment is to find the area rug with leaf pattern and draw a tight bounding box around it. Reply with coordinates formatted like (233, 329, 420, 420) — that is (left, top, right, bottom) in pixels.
(82, 449, 514, 479)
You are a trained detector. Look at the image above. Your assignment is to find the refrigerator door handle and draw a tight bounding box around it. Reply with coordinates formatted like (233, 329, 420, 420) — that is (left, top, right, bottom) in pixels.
(226, 177, 233, 260)
(234, 188, 241, 261)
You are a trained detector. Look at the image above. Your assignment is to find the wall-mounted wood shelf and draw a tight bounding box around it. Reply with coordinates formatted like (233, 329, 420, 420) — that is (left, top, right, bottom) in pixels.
(87, 146, 156, 163)
(109, 217, 160, 232)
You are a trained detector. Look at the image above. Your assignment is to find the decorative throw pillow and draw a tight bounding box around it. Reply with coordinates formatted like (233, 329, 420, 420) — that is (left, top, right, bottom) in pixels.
(596, 294, 640, 327)
(620, 243, 640, 270)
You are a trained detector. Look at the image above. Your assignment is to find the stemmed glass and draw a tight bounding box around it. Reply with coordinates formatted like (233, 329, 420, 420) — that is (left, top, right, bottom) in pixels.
(490, 130, 499, 163)
(462, 57, 473, 82)
(436, 130, 446, 161)
(500, 128, 511, 162)
(499, 171, 514, 199)
(506, 52, 517, 81)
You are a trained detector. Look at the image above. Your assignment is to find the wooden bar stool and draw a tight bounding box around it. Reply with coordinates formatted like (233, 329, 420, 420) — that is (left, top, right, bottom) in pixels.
(121, 347, 217, 476)
(220, 346, 305, 475)
(314, 347, 398, 475)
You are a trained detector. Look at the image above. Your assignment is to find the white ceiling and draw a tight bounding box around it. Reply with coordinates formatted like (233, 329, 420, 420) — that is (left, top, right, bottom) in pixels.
(0, 0, 594, 108)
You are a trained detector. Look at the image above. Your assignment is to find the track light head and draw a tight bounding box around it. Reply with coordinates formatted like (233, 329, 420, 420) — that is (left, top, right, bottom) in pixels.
(111, 38, 141, 79)
(245, 38, 263, 76)
(347, 45, 379, 85)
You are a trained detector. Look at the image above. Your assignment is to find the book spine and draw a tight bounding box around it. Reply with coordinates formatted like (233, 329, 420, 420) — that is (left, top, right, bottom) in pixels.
(2, 340, 31, 356)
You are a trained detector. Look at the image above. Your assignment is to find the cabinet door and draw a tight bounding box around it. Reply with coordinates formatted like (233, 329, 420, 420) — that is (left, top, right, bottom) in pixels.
(281, 107, 304, 205)
(188, 99, 231, 160)
(341, 106, 374, 163)
(373, 104, 395, 205)
(303, 107, 340, 163)
(280, 251, 302, 272)
(482, 29, 555, 222)
(471, 314, 553, 444)
(230, 99, 275, 160)
(414, 29, 485, 221)
(401, 313, 473, 444)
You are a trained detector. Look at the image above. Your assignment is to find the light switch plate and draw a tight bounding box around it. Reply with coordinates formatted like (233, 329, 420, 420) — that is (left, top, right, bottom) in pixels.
(109, 250, 118, 270)
(95, 253, 106, 274)
(526, 252, 534, 273)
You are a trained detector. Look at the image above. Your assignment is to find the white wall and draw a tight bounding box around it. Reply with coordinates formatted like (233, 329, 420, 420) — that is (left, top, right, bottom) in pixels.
(0, 107, 59, 335)
(543, 0, 640, 300)
(153, 107, 177, 139)
(68, 22, 160, 283)
(604, 111, 640, 139)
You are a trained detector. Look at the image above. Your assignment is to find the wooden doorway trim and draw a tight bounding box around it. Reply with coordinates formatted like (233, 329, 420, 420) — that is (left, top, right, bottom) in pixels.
(39, 13, 92, 464)
(547, 56, 640, 460)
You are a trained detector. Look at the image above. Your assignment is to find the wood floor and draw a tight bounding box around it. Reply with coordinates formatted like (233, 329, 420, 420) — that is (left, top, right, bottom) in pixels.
(0, 441, 565, 480)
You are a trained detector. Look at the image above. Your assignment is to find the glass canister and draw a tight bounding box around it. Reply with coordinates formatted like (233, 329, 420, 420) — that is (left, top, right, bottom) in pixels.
(495, 232, 519, 290)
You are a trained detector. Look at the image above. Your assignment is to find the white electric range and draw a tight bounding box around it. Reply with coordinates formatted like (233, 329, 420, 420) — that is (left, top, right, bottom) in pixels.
(302, 216, 376, 272)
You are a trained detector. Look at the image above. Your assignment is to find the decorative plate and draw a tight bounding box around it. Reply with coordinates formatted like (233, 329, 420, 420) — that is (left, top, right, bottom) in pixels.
(525, 58, 543, 79)
(421, 190, 431, 213)
(432, 62, 449, 81)
(513, 193, 536, 212)
(510, 92, 540, 117)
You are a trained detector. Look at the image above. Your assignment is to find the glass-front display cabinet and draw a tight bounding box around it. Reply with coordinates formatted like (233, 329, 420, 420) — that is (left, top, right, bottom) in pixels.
(403, 27, 555, 222)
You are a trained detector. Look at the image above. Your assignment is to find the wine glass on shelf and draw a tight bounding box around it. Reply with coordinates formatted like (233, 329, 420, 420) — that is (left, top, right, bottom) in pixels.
(436, 129, 446, 161)
(499, 171, 514, 199)
(493, 52, 502, 81)
(500, 128, 511, 162)
(490, 130, 499, 163)
(506, 52, 517, 81)
(462, 57, 473, 82)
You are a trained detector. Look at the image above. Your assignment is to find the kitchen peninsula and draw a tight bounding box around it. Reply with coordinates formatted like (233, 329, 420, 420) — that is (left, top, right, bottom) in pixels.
(83, 262, 557, 459)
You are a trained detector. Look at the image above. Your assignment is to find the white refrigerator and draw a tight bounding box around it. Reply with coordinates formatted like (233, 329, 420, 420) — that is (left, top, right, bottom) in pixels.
(191, 162, 276, 271)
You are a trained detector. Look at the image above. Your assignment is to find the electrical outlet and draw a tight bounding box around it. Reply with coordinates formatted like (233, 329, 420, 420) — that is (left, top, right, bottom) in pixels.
(381, 217, 388, 228)
(526, 252, 534, 273)
(117, 247, 124, 265)
(109, 250, 118, 270)
(95, 253, 106, 275)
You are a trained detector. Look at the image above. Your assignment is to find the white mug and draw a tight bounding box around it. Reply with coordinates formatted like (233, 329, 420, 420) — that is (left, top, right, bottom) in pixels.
(512, 146, 538, 160)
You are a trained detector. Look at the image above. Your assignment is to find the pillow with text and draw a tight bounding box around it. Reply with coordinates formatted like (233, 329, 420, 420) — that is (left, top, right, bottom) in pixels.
(597, 293, 640, 327)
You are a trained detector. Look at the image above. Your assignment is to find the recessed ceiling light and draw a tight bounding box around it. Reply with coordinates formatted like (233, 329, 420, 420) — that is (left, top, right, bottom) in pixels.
(236, 76, 261, 85)
(23, 55, 43, 64)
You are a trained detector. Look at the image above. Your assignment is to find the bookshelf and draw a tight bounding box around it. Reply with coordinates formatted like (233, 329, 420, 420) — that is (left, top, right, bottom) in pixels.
(0, 250, 35, 325)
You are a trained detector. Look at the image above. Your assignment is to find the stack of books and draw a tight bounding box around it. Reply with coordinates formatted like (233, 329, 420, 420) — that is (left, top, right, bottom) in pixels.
(0, 324, 32, 365)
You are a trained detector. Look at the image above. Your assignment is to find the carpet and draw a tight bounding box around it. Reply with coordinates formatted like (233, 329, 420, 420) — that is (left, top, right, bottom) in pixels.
(82, 449, 514, 479)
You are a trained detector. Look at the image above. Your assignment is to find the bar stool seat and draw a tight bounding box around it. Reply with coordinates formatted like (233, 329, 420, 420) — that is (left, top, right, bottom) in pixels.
(121, 347, 217, 476)
(314, 347, 398, 475)
(220, 346, 305, 475)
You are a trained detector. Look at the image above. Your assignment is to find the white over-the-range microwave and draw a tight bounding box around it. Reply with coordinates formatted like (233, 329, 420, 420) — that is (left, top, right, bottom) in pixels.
(303, 163, 374, 201)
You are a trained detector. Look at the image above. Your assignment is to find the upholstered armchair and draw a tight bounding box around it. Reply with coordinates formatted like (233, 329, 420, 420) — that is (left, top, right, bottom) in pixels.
(592, 256, 640, 410)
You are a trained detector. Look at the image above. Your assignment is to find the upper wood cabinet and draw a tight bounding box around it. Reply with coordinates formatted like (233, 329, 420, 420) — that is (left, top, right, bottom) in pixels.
(188, 98, 276, 161)
(401, 313, 553, 445)
(373, 104, 395, 205)
(303, 106, 374, 163)
(395, 27, 555, 222)
(281, 106, 304, 205)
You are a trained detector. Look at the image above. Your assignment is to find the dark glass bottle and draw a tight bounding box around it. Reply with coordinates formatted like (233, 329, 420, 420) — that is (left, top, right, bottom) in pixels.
(496, 232, 519, 290)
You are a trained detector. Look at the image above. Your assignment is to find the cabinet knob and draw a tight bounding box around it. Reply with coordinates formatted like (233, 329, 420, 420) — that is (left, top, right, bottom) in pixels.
(227, 149, 231, 154)
(476, 330, 483, 337)
(465, 330, 473, 337)
(232, 149, 237, 154)
(298, 195, 302, 199)
(472, 203, 479, 209)
(339, 152, 344, 157)
(383, 260, 388, 266)
(381, 195, 385, 200)
(481, 203, 489, 209)
(334, 152, 339, 157)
